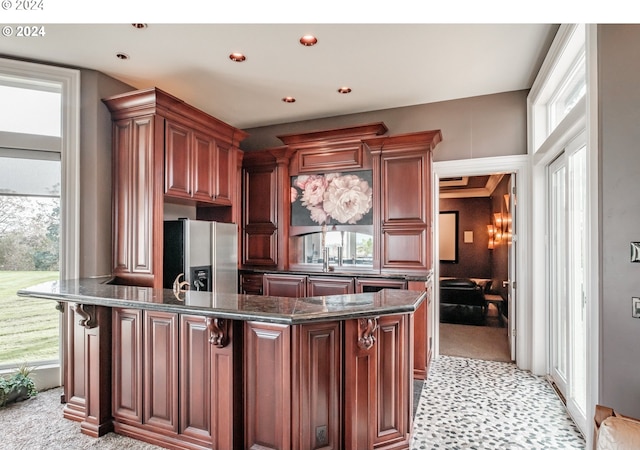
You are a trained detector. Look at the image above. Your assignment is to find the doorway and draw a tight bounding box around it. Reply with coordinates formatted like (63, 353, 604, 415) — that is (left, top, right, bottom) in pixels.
(437, 173, 512, 362)
(432, 155, 529, 369)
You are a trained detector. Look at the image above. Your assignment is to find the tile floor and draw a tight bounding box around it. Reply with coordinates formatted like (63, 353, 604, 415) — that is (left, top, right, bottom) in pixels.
(411, 356, 586, 449)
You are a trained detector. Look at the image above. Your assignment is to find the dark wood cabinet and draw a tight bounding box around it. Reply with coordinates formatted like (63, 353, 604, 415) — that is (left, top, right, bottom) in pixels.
(355, 277, 407, 293)
(112, 308, 143, 426)
(308, 276, 355, 296)
(343, 314, 412, 450)
(241, 152, 279, 268)
(244, 315, 411, 450)
(112, 309, 242, 449)
(143, 310, 179, 434)
(263, 273, 307, 297)
(103, 88, 247, 288)
(244, 321, 292, 450)
(240, 273, 264, 295)
(365, 130, 442, 275)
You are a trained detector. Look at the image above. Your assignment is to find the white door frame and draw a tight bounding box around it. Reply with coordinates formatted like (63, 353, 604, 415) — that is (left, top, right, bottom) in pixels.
(432, 154, 539, 373)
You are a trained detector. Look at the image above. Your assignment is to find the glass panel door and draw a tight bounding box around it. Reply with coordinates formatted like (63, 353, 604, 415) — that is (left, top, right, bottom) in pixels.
(547, 132, 588, 434)
(549, 155, 567, 395)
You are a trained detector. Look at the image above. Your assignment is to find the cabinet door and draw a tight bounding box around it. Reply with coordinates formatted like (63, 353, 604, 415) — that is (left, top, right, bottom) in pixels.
(343, 314, 411, 450)
(380, 151, 431, 272)
(192, 131, 215, 202)
(240, 273, 264, 295)
(245, 321, 291, 450)
(263, 273, 307, 297)
(355, 278, 407, 293)
(112, 308, 143, 424)
(165, 120, 192, 199)
(215, 144, 234, 206)
(242, 163, 278, 267)
(112, 116, 159, 287)
(144, 311, 179, 434)
(308, 276, 355, 296)
(381, 152, 428, 225)
(179, 315, 212, 445)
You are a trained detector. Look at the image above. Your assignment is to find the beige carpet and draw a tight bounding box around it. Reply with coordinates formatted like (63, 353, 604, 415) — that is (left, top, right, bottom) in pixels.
(0, 387, 162, 449)
(439, 322, 512, 362)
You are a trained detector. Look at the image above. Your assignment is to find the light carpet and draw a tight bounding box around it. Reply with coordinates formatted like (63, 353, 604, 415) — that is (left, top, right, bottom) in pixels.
(439, 322, 512, 362)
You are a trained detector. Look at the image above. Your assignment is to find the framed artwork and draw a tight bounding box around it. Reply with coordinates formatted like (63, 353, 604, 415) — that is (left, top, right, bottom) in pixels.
(439, 211, 458, 263)
(290, 170, 374, 226)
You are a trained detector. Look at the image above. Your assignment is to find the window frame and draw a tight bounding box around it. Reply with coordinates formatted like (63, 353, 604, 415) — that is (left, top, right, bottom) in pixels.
(0, 57, 80, 387)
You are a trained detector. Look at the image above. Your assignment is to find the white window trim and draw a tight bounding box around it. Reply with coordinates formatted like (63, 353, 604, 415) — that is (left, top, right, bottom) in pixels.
(0, 57, 80, 389)
(527, 24, 599, 446)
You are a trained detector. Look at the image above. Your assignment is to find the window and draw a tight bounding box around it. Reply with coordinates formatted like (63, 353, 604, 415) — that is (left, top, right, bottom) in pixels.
(530, 24, 586, 152)
(0, 58, 79, 388)
(528, 24, 592, 436)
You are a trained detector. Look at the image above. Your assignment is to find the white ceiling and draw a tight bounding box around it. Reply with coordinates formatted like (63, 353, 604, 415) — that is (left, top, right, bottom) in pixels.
(0, 23, 558, 130)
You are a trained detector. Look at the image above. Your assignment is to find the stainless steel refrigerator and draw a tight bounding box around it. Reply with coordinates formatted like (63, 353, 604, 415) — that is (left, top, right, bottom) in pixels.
(163, 219, 238, 294)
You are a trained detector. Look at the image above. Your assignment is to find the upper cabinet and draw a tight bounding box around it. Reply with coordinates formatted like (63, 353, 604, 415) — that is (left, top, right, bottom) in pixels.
(103, 87, 248, 288)
(364, 131, 442, 273)
(241, 123, 442, 276)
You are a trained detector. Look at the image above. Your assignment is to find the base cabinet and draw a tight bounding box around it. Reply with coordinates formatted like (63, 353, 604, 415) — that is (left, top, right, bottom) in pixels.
(244, 315, 412, 450)
(112, 309, 241, 449)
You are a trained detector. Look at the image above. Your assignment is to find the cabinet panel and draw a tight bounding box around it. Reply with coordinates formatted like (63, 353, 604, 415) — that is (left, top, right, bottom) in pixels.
(308, 276, 355, 296)
(244, 321, 291, 450)
(296, 145, 365, 173)
(62, 306, 86, 422)
(244, 165, 277, 226)
(179, 315, 212, 444)
(344, 318, 377, 450)
(192, 132, 215, 201)
(165, 120, 192, 199)
(374, 314, 410, 448)
(112, 116, 157, 282)
(240, 273, 264, 295)
(381, 227, 427, 271)
(355, 278, 407, 293)
(243, 230, 278, 267)
(215, 144, 233, 205)
(292, 321, 342, 450)
(112, 308, 143, 425)
(381, 153, 427, 225)
(263, 273, 307, 297)
(144, 311, 179, 434)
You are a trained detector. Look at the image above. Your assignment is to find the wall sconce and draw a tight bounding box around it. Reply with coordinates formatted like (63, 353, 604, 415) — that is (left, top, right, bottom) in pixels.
(487, 224, 496, 249)
(493, 212, 503, 229)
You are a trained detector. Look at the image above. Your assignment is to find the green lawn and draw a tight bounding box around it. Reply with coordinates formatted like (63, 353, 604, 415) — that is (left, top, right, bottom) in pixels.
(0, 271, 60, 366)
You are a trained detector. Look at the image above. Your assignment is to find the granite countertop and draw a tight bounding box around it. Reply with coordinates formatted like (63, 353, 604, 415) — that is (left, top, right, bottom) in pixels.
(17, 277, 427, 325)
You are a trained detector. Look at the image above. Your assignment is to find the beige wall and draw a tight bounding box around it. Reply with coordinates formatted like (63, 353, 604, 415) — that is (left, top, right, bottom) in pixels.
(241, 89, 528, 162)
(78, 70, 133, 278)
(598, 24, 640, 417)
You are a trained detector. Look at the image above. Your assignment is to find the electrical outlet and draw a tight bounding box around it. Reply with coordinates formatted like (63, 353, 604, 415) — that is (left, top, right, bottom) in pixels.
(633, 297, 640, 319)
(315, 425, 328, 447)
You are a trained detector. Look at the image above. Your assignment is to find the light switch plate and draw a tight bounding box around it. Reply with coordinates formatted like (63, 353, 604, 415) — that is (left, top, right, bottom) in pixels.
(633, 297, 640, 319)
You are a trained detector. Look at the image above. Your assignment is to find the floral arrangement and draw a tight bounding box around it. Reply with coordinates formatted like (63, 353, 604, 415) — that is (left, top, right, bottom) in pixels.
(291, 171, 373, 225)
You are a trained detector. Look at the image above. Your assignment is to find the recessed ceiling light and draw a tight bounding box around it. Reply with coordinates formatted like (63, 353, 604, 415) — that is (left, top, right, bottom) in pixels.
(338, 87, 352, 94)
(116, 53, 130, 60)
(282, 97, 296, 103)
(299, 35, 318, 46)
(131, 23, 147, 29)
(229, 52, 246, 62)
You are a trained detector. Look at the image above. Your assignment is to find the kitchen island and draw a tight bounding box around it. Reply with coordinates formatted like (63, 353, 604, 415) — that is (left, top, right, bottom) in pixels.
(18, 278, 426, 450)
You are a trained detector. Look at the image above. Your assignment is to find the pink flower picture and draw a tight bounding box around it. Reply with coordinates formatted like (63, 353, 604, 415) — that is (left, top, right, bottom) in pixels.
(290, 170, 373, 226)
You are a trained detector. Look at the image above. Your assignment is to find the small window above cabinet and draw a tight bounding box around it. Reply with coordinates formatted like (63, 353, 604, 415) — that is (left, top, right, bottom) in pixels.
(290, 230, 374, 271)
